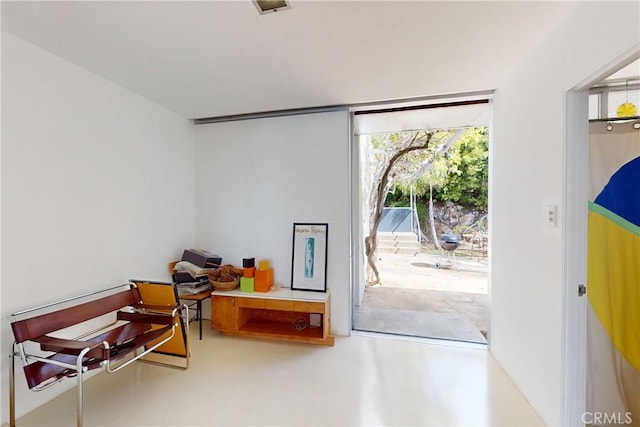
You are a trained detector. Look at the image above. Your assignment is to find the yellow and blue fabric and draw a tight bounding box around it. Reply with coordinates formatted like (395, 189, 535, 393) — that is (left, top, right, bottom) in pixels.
(588, 156, 640, 372)
(587, 121, 640, 425)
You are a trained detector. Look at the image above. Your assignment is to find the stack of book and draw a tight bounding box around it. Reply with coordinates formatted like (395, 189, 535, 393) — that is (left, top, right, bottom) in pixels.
(175, 279, 211, 296)
(172, 249, 223, 295)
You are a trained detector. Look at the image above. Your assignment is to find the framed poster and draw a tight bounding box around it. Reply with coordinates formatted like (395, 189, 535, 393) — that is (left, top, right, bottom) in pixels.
(291, 223, 328, 292)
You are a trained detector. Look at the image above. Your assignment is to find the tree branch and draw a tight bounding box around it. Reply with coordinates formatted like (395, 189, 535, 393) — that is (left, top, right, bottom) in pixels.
(365, 131, 434, 285)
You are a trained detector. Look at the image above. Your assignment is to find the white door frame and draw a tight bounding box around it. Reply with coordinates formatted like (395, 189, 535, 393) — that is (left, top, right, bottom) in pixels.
(350, 115, 365, 317)
(562, 46, 639, 426)
(562, 86, 589, 427)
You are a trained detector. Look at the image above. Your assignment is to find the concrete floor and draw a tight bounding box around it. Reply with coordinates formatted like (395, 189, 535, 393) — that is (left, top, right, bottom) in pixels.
(354, 251, 489, 343)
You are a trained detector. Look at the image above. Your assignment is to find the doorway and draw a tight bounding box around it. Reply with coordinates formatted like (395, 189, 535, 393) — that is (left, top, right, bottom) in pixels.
(350, 95, 492, 344)
(563, 53, 640, 425)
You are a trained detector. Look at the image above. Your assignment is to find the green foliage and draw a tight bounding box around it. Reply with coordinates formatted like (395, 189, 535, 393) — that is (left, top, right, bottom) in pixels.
(387, 127, 488, 210)
(432, 128, 488, 209)
(384, 187, 409, 206)
(415, 202, 428, 233)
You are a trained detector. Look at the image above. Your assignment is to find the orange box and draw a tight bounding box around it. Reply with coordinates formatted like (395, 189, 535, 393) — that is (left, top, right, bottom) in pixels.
(255, 268, 273, 292)
(243, 267, 255, 278)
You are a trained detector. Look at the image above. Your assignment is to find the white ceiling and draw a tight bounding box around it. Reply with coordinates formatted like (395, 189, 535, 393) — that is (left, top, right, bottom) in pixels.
(1, 1, 577, 120)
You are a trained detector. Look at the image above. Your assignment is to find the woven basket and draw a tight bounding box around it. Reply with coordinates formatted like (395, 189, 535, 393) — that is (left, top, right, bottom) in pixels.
(209, 279, 239, 291)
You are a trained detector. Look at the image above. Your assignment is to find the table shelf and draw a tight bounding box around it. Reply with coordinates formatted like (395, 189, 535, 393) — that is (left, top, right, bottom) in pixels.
(211, 288, 334, 346)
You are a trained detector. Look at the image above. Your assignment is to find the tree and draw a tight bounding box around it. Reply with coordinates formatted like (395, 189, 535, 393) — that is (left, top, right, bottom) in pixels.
(373, 127, 489, 254)
(425, 128, 488, 209)
(391, 127, 489, 215)
(363, 130, 455, 285)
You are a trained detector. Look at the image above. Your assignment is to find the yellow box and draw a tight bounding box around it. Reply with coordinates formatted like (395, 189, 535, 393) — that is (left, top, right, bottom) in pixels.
(258, 259, 270, 271)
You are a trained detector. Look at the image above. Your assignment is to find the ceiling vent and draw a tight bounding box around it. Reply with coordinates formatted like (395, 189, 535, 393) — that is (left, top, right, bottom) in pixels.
(253, 0, 290, 14)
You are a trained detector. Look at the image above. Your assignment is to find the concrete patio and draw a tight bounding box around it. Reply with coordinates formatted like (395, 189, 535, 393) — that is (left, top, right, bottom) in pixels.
(354, 250, 489, 343)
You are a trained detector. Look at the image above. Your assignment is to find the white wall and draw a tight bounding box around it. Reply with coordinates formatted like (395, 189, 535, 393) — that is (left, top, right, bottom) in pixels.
(490, 2, 639, 425)
(194, 111, 351, 335)
(1, 33, 196, 422)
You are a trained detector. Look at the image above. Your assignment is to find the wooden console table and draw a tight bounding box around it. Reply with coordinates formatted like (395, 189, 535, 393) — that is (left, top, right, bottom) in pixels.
(211, 288, 334, 346)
